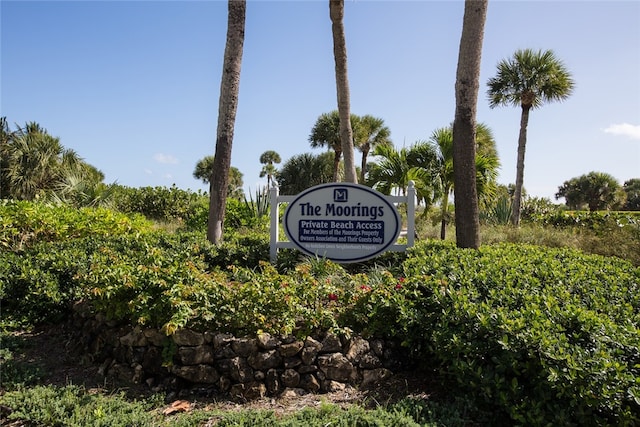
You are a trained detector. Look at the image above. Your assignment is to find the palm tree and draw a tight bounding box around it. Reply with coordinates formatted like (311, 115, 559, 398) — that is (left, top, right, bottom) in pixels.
(452, 0, 488, 249)
(555, 171, 625, 211)
(0, 117, 16, 198)
(366, 142, 438, 203)
(329, 0, 357, 183)
(487, 48, 574, 226)
(1, 120, 107, 202)
(309, 111, 356, 182)
(276, 152, 334, 195)
(405, 142, 443, 208)
(366, 143, 413, 197)
(5, 130, 64, 200)
(352, 115, 391, 183)
(429, 128, 454, 240)
(429, 123, 499, 240)
(623, 179, 640, 211)
(259, 150, 281, 188)
(47, 172, 116, 208)
(208, 0, 246, 245)
(194, 155, 244, 199)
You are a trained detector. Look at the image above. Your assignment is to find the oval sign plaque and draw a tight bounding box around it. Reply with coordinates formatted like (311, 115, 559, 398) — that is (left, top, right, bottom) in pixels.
(283, 183, 401, 263)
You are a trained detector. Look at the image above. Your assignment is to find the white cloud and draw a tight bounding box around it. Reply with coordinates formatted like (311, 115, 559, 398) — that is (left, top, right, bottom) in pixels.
(144, 169, 153, 175)
(603, 123, 640, 140)
(153, 153, 179, 164)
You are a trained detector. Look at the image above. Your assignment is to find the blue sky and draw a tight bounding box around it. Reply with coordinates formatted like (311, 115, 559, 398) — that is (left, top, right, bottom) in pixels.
(2, 0, 639, 202)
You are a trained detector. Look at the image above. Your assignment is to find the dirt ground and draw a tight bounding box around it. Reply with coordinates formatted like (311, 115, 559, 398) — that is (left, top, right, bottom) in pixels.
(3, 325, 439, 419)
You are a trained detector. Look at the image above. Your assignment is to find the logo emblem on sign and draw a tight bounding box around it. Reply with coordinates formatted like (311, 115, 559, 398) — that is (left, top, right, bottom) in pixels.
(333, 188, 348, 202)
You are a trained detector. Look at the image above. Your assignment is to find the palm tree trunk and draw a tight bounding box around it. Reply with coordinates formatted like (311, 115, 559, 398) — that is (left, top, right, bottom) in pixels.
(360, 144, 369, 183)
(440, 192, 449, 240)
(208, 0, 246, 245)
(510, 105, 530, 226)
(452, 0, 488, 249)
(332, 151, 341, 182)
(330, 0, 357, 183)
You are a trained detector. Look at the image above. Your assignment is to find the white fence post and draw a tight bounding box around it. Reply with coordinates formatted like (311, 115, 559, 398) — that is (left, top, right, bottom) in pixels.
(269, 184, 279, 263)
(406, 181, 415, 247)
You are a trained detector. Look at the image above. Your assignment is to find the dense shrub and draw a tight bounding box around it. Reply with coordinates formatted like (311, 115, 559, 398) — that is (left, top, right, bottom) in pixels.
(0, 201, 154, 323)
(401, 241, 640, 425)
(0, 241, 88, 323)
(75, 243, 408, 337)
(520, 196, 561, 221)
(2, 201, 639, 424)
(0, 199, 152, 251)
(112, 185, 205, 223)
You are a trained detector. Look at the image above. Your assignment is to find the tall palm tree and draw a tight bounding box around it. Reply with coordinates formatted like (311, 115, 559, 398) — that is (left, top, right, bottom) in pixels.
(352, 115, 391, 183)
(259, 150, 281, 188)
(329, 0, 357, 183)
(208, 0, 246, 245)
(487, 48, 574, 226)
(452, 0, 488, 249)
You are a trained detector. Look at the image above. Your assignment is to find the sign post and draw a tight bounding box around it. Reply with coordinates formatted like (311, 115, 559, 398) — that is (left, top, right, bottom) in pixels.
(270, 182, 415, 263)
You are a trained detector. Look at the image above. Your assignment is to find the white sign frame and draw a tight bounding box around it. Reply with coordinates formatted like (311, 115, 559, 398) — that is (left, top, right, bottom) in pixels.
(270, 182, 415, 263)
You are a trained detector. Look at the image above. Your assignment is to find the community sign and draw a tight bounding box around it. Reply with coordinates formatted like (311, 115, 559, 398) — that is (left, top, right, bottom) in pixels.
(283, 183, 402, 263)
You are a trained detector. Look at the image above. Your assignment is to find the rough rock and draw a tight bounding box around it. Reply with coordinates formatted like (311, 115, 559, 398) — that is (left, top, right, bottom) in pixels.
(317, 353, 356, 382)
(173, 330, 204, 346)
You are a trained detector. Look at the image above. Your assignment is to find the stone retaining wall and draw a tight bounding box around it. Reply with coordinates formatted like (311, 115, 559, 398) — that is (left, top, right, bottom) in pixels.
(69, 307, 412, 400)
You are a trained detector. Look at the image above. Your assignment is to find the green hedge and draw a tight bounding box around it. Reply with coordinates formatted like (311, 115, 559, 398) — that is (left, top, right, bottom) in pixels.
(0, 199, 152, 251)
(401, 241, 639, 425)
(111, 185, 205, 223)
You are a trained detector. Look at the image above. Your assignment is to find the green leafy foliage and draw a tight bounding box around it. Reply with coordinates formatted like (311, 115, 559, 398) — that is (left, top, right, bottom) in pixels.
(0, 242, 89, 323)
(0, 332, 44, 388)
(112, 185, 206, 224)
(1, 202, 639, 424)
(481, 195, 512, 225)
(402, 241, 640, 425)
(0, 199, 152, 251)
(0, 386, 162, 426)
(244, 187, 271, 219)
